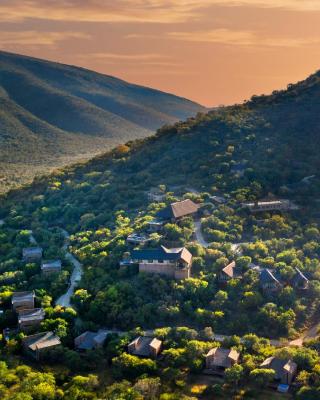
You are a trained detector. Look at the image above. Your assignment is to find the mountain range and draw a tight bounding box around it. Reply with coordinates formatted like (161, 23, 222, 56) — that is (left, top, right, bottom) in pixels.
(0, 51, 206, 193)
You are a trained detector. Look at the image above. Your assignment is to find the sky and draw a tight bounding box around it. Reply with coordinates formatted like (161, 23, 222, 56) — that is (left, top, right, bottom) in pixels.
(1, 1, 320, 106)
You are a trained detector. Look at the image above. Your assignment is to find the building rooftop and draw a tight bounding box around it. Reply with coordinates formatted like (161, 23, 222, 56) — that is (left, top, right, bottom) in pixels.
(23, 331, 61, 351)
(260, 357, 297, 380)
(292, 267, 309, 286)
(157, 199, 199, 219)
(41, 260, 62, 270)
(129, 336, 162, 357)
(18, 308, 45, 323)
(260, 269, 281, 285)
(22, 247, 43, 256)
(12, 291, 35, 304)
(75, 330, 109, 350)
(131, 245, 192, 265)
(221, 261, 236, 278)
(206, 347, 240, 367)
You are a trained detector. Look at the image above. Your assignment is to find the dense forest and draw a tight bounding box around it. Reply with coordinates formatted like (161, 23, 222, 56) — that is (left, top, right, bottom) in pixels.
(1, 70, 320, 398)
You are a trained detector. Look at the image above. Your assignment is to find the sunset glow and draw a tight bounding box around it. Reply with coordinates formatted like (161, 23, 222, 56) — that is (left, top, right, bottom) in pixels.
(1, 0, 320, 106)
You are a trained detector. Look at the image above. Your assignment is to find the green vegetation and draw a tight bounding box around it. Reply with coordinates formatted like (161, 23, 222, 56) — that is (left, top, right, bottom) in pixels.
(0, 51, 205, 193)
(1, 69, 320, 398)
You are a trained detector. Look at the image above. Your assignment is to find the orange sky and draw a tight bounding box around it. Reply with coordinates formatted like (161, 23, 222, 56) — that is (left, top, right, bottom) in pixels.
(1, 0, 320, 106)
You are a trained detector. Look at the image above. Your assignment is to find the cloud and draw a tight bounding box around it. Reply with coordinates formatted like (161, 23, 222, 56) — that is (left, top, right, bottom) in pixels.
(213, 0, 320, 12)
(0, 0, 204, 24)
(0, 31, 90, 46)
(0, 0, 319, 26)
(168, 28, 320, 47)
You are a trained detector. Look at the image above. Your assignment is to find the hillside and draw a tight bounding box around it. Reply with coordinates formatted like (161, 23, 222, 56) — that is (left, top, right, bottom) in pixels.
(0, 51, 206, 193)
(1, 70, 320, 399)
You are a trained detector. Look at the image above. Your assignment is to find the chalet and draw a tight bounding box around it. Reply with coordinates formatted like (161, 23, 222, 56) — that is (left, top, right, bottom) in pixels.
(292, 267, 309, 290)
(12, 291, 35, 312)
(260, 357, 297, 385)
(157, 199, 199, 222)
(41, 260, 62, 275)
(22, 247, 43, 262)
(259, 269, 282, 292)
(147, 188, 166, 202)
(205, 347, 240, 374)
(22, 331, 61, 360)
(128, 336, 162, 358)
(75, 330, 108, 351)
(130, 245, 192, 280)
(242, 199, 298, 213)
(18, 308, 45, 332)
(126, 233, 151, 246)
(218, 261, 241, 282)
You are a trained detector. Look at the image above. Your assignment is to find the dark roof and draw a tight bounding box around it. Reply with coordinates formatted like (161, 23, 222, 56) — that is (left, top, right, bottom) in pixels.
(260, 269, 281, 285)
(292, 267, 309, 285)
(260, 357, 297, 379)
(157, 199, 199, 219)
(18, 308, 45, 323)
(75, 330, 109, 350)
(131, 245, 192, 264)
(41, 260, 62, 270)
(206, 347, 240, 367)
(129, 336, 162, 356)
(22, 247, 43, 258)
(12, 291, 35, 303)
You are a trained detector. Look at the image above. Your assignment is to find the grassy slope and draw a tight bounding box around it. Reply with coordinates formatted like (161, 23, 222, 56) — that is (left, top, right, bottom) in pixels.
(0, 51, 206, 193)
(3, 68, 320, 221)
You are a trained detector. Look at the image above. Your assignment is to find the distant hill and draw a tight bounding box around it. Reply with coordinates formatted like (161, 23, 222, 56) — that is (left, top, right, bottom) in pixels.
(0, 51, 206, 193)
(3, 67, 320, 207)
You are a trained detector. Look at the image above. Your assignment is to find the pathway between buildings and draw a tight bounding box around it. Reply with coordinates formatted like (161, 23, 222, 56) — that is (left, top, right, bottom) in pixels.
(194, 220, 209, 248)
(55, 229, 83, 308)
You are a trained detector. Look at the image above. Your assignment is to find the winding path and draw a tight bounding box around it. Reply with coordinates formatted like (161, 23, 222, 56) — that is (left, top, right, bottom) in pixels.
(194, 220, 209, 248)
(55, 229, 83, 308)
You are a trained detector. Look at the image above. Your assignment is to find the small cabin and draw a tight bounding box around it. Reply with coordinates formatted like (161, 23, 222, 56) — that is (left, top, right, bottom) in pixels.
(260, 357, 297, 385)
(22, 331, 61, 360)
(218, 261, 241, 282)
(41, 260, 62, 275)
(259, 269, 282, 292)
(75, 330, 109, 351)
(18, 308, 45, 332)
(242, 199, 298, 213)
(12, 291, 35, 312)
(22, 247, 43, 263)
(292, 267, 309, 290)
(205, 347, 240, 375)
(128, 336, 162, 358)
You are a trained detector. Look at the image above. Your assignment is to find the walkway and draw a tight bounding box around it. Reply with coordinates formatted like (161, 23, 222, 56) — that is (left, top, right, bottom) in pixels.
(194, 220, 209, 248)
(55, 229, 83, 308)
